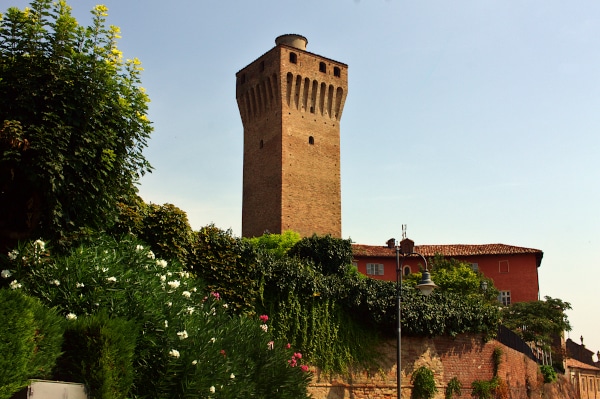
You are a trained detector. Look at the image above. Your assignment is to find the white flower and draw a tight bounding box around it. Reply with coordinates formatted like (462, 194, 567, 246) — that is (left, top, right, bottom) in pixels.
(164, 320, 168, 328)
(34, 239, 45, 251)
(167, 302, 173, 307)
(66, 313, 77, 320)
(186, 306, 194, 314)
(167, 280, 180, 289)
(159, 275, 166, 282)
(147, 251, 155, 260)
(222, 303, 228, 309)
(209, 386, 215, 393)
(136, 245, 144, 251)
(210, 337, 216, 344)
(156, 259, 167, 268)
(177, 330, 188, 340)
(260, 324, 268, 333)
(168, 349, 180, 358)
(191, 287, 197, 292)
(106, 276, 117, 283)
(192, 360, 198, 365)
(182, 291, 191, 298)
(230, 373, 235, 379)
(267, 341, 274, 350)
(1, 269, 12, 278)
(8, 249, 19, 261)
(102, 267, 109, 273)
(76, 282, 85, 288)
(51, 279, 60, 286)
(9, 280, 22, 289)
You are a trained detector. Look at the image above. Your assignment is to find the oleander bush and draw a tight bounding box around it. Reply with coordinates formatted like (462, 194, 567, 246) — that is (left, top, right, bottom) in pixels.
(2, 235, 312, 398)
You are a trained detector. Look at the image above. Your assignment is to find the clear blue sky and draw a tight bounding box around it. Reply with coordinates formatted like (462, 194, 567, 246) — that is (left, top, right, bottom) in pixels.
(8, 1, 600, 358)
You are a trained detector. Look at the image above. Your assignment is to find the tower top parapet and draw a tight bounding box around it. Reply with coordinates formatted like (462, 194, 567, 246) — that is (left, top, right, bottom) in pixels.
(275, 34, 308, 50)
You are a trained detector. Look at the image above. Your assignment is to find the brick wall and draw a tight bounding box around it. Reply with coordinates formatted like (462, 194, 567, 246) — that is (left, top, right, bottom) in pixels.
(237, 40, 347, 238)
(308, 334, 577, 399)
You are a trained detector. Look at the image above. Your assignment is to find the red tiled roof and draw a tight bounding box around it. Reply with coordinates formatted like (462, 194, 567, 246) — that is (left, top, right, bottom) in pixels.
(566, 358, 600, 371)
(353, 243, 543, 261)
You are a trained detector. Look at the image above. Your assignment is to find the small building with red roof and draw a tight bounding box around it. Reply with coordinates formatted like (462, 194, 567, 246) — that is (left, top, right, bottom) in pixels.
(352, 242, 543, 304)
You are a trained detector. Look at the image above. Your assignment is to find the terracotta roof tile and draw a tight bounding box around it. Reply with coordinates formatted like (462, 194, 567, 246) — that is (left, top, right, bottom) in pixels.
(566, 358, 600, 371)
(352, 243, 543, 258)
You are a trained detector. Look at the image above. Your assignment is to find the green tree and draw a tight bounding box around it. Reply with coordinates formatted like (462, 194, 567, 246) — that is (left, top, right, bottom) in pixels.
(245, 230, 301, 258)
(501, 296, 571, 349)
(288, 234, 354, 276)
(0, 0, 152, 246)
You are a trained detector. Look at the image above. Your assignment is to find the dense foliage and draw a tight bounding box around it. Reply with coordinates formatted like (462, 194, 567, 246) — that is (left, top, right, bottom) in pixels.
(53, 313, 137, 399)
(410, 366, 438, 399)
(0, 288, 63, 398)
(501, 296, 572, 349)
(0, 0, 152, 245)
(1, 236, 312, 398)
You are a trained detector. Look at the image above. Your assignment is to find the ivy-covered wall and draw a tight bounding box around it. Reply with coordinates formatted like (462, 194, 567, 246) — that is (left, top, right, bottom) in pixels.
(307, 334, 577, 399)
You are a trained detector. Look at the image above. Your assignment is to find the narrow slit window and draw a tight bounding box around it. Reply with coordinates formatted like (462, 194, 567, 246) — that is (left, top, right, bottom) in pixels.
(290, 52, 297, 64)
(308, 136, 314, 145)
(259, 139, 264, 149)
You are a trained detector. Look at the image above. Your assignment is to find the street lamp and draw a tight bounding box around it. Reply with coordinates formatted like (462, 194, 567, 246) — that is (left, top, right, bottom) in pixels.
(387, 236, 438, 399)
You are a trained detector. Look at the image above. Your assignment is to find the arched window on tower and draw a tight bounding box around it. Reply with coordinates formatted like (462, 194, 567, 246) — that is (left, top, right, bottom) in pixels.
(290, 52, 297, 64)
(334, 66, 341, 77)
(308, 136, 314, 145)
(319, 62, 326, 73)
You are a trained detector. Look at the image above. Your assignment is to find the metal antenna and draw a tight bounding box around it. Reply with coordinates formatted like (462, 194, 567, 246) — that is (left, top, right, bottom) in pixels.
(402, 224, 407, 240)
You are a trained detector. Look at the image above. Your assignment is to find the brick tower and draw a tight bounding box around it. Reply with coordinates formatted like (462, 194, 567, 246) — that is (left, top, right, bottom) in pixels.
(236, 34, 348, 238)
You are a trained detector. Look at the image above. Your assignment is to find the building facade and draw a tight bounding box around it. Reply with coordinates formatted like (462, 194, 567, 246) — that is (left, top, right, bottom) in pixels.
(352, 243, 543, 303)
(236, 35, 347, 238)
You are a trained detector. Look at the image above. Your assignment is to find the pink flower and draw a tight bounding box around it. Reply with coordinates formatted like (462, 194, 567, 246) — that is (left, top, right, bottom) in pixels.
(211, 292, 220, 300)
(220, 349, 226, 358)
(286, 343, 291, 349)
(259, 314, 269, 323)
(294, 352, 302, 359)
(300, 365, 309, 372)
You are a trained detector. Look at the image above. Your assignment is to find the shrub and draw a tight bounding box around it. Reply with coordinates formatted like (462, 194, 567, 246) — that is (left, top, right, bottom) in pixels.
(540, 365, 558, 383)
(53, 313, 137, 399)
(0, 289, 64, 399)
(5, 235, 312, 398)
(471, 378, 499, 399)
(445, 377, 462, 399)
(288, 234, 353, 276)
(411, 366, 438, 399)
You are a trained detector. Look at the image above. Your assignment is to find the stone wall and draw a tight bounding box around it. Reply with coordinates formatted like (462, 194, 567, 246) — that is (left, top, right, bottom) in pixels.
(308, 334, 577, 399)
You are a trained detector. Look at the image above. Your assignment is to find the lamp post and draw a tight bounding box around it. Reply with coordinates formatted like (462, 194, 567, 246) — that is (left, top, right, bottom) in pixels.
(387, 236, 438, 399)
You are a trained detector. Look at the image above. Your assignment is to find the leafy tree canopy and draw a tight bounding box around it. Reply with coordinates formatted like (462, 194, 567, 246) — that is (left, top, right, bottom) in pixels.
(501, 296, 572, 348)
(245, 230, 301, 258)
(288, 234, 354, 276)
(0, 0, 152, 246)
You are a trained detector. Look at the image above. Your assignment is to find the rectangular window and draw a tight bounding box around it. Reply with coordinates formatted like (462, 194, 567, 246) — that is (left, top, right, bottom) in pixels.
(366, 263, 384, 276)
(499, 291, 511, 306)
(499, 260, 509, 273)
(471, 263, 479, 272)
